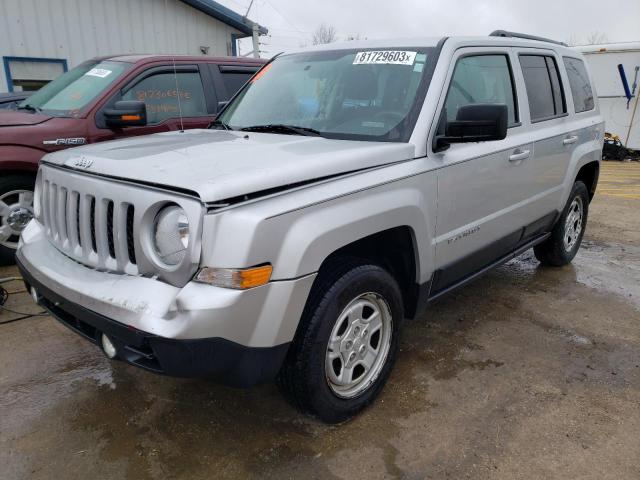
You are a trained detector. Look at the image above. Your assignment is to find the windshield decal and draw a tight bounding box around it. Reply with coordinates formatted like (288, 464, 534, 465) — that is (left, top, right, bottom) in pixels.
(84, 68, 113, 78)
(353, 51, 417, 65)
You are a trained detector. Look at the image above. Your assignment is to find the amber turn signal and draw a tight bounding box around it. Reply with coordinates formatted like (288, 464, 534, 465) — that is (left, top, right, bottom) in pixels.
(121, 114, 141, 121)
(195, 264, 273, 289)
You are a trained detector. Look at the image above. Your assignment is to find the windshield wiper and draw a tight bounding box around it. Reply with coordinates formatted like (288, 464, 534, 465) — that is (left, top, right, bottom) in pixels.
(240, 124, 322, 136)
(17, 103, 42, 113)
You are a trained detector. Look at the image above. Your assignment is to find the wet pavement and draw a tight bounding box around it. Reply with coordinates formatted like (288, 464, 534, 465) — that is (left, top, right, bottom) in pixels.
(1, 162, 639, 479)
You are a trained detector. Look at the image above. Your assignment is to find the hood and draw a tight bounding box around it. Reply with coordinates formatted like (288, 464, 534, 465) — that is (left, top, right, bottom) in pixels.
(43, 129, 416, 203)
(0, 110, 52, 127)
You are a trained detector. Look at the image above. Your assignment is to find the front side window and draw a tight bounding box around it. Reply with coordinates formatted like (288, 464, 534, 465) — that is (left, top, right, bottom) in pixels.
(519, 55, 566, 121)
(563, 57, 595, 113)
(443, 54, 518, 126)
(121, 71, 207, 124)
(19, 61, 129, 116)
(217, 48, 435, 142)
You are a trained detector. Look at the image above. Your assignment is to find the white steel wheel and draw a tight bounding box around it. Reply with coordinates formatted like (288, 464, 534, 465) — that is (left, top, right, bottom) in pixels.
(325, 292, 393, 399)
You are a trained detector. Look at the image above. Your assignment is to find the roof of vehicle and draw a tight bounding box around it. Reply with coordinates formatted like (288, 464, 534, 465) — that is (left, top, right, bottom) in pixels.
(89, 54, 267, 65)
(286, 34, 578, 56)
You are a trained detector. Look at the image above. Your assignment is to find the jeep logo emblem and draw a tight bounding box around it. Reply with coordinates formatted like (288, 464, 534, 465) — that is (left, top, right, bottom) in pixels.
(72, 157, 94, 169)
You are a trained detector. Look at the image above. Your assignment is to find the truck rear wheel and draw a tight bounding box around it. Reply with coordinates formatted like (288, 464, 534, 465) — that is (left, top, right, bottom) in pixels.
(0, 174, 35, 266)
(278, 258, 403, 424)
(534, 181, 589, 266)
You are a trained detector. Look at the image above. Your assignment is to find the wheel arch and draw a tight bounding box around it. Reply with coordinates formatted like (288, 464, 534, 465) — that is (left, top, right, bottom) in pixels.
(316, 225, 424, 319)
(0, 145, 45, 174)
(574, 160, 600, 201)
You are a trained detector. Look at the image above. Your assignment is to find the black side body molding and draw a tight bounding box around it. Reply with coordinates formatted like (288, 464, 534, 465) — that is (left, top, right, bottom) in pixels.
(427, 232, 550, 303)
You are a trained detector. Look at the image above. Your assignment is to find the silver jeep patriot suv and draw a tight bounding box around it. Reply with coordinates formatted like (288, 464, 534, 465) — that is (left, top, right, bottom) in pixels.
(18, 31, 603, 423)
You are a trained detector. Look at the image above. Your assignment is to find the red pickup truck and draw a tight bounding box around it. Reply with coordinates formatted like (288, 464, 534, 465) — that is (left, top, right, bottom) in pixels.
(0, 54, 265, 263)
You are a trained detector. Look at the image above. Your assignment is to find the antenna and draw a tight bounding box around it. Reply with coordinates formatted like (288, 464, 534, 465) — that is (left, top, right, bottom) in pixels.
(172, 56, 185, 132)
(245, 0, 255, 17)
(165, 0, 184, 132)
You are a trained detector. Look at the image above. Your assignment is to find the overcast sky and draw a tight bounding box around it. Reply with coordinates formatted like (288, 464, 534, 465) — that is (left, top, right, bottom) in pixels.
(217, 0, 640, 57)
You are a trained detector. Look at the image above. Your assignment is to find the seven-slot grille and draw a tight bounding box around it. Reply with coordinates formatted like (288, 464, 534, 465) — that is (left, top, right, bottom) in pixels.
(40, 178, 138, 274)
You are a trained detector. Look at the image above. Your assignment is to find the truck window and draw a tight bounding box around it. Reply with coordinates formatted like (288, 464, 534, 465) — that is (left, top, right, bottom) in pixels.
(562, 57, 595, 113)
(19, 61, 128, 116)
(220, 72, 253, 99)
(121, 71, 207, 124)
(519, 55, 566, 121)
(443, 54, 517, 126)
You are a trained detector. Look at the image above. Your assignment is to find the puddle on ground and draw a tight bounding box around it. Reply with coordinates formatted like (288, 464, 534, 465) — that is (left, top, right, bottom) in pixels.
(572, 240, 640, 309)
(499, 240, 640, 310)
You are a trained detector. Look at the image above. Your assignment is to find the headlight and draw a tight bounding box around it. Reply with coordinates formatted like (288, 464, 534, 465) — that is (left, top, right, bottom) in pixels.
(153, 205, 189, 266)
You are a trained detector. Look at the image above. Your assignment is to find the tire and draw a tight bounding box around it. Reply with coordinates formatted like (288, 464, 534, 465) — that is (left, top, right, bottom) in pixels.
(534, 181, 589, 266)
(0, 174, 36, 266)
(277, 258, 403, 424)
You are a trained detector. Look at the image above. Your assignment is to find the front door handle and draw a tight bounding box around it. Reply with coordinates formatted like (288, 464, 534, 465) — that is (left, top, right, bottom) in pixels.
(509, 149, 531, 162)
(563, 135, 578, 145)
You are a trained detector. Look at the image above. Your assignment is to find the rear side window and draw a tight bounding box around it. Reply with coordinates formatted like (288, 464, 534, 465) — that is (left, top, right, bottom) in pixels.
(218, 66, 261, 100)
(221, 72, 252, 98)
(563, 57, 595, 112)
(519, 55, 566, 121)
(443, 54, 518, 126)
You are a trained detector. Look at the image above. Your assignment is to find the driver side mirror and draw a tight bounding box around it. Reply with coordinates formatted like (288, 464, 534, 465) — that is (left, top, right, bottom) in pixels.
(435, 104, 508, 152)
(105, 100, 147, 128)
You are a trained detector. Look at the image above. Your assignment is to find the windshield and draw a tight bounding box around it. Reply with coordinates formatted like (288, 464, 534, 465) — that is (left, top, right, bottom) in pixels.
(19, 60, 129, 117)
(217, 48, 434, 142)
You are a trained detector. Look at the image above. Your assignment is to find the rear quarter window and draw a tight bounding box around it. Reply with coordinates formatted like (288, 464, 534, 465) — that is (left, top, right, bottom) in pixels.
(563, 57, 595, 113)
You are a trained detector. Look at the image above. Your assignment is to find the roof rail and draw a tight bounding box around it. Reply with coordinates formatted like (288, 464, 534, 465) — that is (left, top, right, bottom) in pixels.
(490, 30, 567, 47)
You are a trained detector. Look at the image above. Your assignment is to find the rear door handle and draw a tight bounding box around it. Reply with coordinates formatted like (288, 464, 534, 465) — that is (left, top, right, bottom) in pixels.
(509, 149, 530, 162)
(563, 135, 578, 145)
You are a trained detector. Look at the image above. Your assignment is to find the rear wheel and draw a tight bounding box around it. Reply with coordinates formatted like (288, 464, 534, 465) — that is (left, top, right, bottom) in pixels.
(0, 174, 35, 266)
(534, 181, 589, 266)
(278, 259, 403, 423)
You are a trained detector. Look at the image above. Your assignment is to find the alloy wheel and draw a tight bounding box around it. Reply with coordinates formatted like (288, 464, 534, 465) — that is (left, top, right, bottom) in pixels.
(0, 189, 34, 250)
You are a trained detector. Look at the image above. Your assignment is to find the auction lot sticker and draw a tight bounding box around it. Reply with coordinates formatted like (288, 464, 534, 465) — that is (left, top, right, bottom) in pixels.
(85, 68, 112, 78)
(353, 51, 417, 65)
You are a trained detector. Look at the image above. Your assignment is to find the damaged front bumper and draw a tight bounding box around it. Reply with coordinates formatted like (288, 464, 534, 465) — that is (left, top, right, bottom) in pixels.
(17, 221, 316, 387)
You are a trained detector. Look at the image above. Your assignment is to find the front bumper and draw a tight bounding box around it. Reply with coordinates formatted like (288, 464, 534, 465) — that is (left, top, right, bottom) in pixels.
(17, 221, 316, 386)
(19, 256, 288, 386)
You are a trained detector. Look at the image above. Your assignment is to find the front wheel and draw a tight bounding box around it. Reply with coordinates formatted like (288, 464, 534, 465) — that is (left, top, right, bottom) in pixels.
(0, 174, 36, 265)
(534, 181, 589, 266)
(278, 259, 403, 423)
